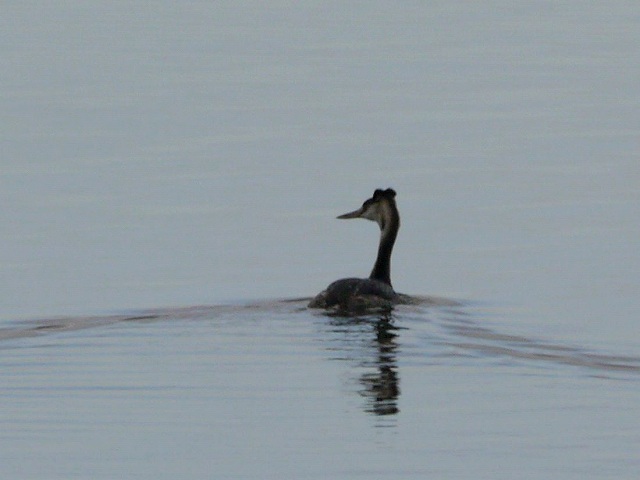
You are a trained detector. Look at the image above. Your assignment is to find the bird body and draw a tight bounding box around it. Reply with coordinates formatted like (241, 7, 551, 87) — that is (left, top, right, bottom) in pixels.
(309, 188, 408, 312)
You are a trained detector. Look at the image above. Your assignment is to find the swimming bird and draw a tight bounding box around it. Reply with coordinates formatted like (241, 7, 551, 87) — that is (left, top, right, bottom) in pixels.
(308, 188, 409, 312)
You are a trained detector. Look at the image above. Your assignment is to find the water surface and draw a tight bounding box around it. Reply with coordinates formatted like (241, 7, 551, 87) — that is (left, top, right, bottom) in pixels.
(1, 2, 639, 479)
(2, 300, 639, 479)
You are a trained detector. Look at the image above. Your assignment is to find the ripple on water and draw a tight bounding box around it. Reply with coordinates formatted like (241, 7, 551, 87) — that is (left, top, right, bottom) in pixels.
(2, 298, 640, 379)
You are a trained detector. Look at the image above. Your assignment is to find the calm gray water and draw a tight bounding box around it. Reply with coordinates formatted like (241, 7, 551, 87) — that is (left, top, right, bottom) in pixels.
(1, 2, 639, 479)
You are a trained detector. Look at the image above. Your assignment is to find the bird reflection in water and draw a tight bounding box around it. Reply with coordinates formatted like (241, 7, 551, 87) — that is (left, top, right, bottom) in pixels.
(359, 315, 400, 416)
(324, 312, 401, 419)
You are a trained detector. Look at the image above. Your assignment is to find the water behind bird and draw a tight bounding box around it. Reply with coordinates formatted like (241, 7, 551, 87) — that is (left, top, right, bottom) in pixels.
(2, 2, 640, 479)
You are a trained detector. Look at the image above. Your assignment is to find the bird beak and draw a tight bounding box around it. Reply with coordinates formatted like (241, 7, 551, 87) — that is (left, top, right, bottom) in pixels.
(337, 207, 364, 219)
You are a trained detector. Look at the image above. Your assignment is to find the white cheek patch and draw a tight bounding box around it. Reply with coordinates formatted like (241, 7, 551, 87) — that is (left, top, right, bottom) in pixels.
(361, 204, 380, 222)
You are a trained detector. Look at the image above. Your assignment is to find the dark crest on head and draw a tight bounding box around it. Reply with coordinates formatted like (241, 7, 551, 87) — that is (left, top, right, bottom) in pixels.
(372, 188, 396, 200)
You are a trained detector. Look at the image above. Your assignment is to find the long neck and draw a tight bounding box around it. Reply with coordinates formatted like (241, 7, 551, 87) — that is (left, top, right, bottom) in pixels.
(369, 202, 400, 287)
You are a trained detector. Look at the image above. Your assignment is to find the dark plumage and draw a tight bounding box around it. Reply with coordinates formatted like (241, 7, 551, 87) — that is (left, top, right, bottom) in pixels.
(309, 188, 409, 312)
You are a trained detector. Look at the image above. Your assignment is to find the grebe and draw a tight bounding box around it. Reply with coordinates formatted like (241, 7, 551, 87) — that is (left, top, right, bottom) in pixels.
(309, 188, 409, 311)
